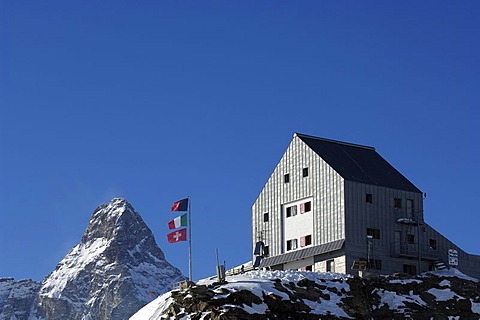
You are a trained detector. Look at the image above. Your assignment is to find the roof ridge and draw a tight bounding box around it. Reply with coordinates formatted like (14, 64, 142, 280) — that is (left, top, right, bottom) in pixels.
(294, 132, 375, 151)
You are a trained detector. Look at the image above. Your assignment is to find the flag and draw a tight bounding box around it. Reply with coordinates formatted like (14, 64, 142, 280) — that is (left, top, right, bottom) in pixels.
(167, 228, 187, 243)
(171, 198, 189, 211)
(168, 213, 188, 229)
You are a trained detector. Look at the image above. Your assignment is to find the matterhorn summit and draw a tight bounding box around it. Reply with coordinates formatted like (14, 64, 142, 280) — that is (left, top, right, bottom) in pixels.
(0, 198, 184, 320)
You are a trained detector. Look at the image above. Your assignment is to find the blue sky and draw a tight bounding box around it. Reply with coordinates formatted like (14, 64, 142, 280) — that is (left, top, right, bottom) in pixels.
(1, 1, 479, 282)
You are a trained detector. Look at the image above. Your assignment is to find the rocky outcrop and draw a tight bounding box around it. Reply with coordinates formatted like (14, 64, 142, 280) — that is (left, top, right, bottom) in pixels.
(133, 269, 480, 320)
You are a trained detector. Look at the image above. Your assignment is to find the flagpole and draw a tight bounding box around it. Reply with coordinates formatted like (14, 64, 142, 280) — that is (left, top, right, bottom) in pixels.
(188, 196, 192, 282)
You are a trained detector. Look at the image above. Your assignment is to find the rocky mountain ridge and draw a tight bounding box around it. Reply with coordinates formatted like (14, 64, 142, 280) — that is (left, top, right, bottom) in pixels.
(132, 269, 480, 320)
(0, 198, 184, 320)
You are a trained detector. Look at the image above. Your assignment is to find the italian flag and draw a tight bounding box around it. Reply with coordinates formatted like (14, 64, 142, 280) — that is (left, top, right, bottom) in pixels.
(168, 213, 188, 230)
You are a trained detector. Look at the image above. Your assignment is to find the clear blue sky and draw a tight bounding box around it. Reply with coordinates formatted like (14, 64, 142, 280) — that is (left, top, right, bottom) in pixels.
(1, 1, 479, 282)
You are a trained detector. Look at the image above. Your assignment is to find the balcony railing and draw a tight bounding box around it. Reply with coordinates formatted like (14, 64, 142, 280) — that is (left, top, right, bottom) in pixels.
(395, 211, 423, 224)
(391, 241, 440, 260)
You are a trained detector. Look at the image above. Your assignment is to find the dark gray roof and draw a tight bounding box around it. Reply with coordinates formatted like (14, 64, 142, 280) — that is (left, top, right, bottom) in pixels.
(259, 239, 345, 268)
(296, 133, 421, 193)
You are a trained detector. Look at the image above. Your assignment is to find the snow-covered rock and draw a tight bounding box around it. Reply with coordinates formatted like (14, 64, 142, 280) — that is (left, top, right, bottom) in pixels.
(131, 269, 480, 320)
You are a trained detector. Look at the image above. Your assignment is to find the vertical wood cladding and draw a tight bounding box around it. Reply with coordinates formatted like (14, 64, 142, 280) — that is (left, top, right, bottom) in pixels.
(252, 134, 480, 278)
(252, 135, 345, 259)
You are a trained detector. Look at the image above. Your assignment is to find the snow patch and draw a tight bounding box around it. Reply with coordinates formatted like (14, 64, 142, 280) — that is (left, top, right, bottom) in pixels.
(376, 289, 426, 310)
(423, 268, 478, 282)
(130, 292, 173, 320)
(388, 279, 422, 285)
(472, 300, 480, 314)
(427, 288, 464, 302)
(40, 237, 110, 298)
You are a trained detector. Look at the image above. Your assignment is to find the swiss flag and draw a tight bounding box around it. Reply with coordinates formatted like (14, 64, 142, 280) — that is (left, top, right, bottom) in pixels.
(167, 228, 187, 243)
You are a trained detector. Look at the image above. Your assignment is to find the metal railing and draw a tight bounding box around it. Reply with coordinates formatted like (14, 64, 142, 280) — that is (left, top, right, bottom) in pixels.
(395, 211, 423, 224)
(391, 241, 440, 260)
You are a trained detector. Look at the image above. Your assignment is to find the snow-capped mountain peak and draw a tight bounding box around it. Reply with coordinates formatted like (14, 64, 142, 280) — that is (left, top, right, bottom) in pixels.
(30, 198, 185, 320)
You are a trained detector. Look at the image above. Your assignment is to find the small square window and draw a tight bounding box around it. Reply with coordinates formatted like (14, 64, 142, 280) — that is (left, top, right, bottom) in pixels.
(284, 174, 290, 183)
(286, 205, 297, 218)
(286, 239, 297, 251)
(305, 265, 312, 271)
(429, 239, 437, 250)
(300, 201, 311, 213)
(302, 167, 309, 177)
(305, 235, 312, 246)
(367, 228, 380, 239)
(366, 193, 372, 203)
(263, 212, 269, 222)
(300, 235, 312, 247)
(407, 234, 415, 244)
(403, 264, 416, 275)
(394, 198, 402, 208)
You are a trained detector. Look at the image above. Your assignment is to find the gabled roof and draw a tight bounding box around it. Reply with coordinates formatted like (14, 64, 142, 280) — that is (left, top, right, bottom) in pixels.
(296, 133, 421, 193)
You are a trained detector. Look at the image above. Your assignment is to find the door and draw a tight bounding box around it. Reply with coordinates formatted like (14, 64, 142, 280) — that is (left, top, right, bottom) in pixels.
(394, 231, 401, 255)
(406, 199, 414, 219)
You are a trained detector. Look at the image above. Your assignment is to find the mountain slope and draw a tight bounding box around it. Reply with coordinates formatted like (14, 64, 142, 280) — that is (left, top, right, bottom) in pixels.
(0, 278, 40, 320)
(131, 269, 480, 320)
(31, 198, 185, 320)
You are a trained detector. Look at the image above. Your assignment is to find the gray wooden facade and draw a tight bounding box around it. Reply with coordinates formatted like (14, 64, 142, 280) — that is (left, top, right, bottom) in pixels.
(252, 133, 480, 278)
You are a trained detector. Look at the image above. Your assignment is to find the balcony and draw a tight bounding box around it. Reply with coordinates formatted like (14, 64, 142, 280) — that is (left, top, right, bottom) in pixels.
(391, 241, 440, 261)
(395, 211, 424, 224)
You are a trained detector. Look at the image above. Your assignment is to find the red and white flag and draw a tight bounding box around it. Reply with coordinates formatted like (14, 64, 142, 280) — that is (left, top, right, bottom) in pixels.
(167, 228, 187, 243)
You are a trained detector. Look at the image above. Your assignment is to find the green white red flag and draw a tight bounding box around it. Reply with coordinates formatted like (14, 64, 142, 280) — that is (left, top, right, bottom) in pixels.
(167, 228, 187, 243)
(168, 213, 188, 230)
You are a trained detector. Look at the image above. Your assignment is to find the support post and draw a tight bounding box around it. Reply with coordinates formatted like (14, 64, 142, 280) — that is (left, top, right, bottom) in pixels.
(188, 196, 192, 282)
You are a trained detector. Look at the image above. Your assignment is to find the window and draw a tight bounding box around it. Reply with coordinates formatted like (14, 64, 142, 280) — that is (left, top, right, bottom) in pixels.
(373, 259, 382, 270)
(305, 235, 312, 246)
(366, 193, 373, 203)
(407, 234, 415, 244)
(286, 205, 297, 218)
(403, 264, 416, 275)
(263, 212, 269, 222)
(367, 228, 381, 239)
(429, 239, 437, 250)
(263, 245, 270, 256)
(300, 201, 311, 213)
(284, 174, 290, 183)
(286, 239, 298, 251)
(326, 259, 335, 272)
(302, 167, 309, 177)
(305, 265, 312, 271)
(292, 239, 297, 250)
(394, 198, 402, 208)
(300, 234, 312, 247)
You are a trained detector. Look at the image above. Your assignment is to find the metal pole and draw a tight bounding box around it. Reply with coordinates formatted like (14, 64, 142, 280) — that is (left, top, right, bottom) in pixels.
(417, 213, 421, 274)
(188, 196, 192, 282)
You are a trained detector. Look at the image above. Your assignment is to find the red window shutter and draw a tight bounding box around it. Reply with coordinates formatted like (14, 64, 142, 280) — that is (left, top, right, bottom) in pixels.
(300, 236, 306, 247)
(300, 203, 305, 214)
